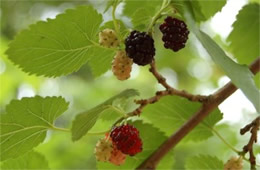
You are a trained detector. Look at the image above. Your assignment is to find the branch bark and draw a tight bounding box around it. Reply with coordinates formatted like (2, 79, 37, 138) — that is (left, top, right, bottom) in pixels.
(240, 116, 260, 170)
(137, 57, 260, 169)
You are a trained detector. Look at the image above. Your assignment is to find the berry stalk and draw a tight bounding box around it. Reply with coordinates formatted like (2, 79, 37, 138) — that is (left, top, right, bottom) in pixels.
(147, 0, 171, 34)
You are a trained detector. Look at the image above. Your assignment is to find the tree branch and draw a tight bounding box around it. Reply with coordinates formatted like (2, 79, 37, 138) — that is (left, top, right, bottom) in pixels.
(137, 57, 260, 169)
(240, 116, 260, 170)
(149, 60, 208, 102)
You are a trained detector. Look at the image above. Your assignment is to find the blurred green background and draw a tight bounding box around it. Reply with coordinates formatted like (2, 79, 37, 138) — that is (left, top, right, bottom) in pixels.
(0, 0, 259, 169)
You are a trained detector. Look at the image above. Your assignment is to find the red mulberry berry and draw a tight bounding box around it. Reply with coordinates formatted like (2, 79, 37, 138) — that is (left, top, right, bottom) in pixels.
(94, 138, 113, 162)
(159, 17, 189, 52)
(110, 124, 142, 156)
(99, 29, 120, 48)
(112, 50, 133, 80)
(125, 30, 155, 66)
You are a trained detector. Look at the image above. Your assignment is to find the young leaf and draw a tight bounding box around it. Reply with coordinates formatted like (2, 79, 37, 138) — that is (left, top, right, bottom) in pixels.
(71, 89, 139, 141)
(0, 96, 69, 161)
(195, 30, 260, 113)
(6, 6, 115, 78)
(185, 155, 224, 169)
(1, 151, 49, 169)
(227, 4, 260, 65)
(187, 0, 226, 22)
(97, 120, 174, 169)
(142, 96, 223, 141)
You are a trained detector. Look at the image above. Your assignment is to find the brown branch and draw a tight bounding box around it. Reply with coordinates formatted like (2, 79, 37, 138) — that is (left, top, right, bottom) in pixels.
(240, 116, 260, 170)
(137, 57, 260, 169)
(149, 60, 208, 102)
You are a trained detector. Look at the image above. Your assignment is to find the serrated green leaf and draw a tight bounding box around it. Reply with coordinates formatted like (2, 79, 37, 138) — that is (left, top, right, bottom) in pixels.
(187, 0, 226, 22)
(185, 154, 224, 169)
(132, 8, 152, 31)
(71, 89, 139, 141)
(0, 96, 68, 161)
(1, 151, 49, 169)
(97, 120, 174, 169)
(187, 0, 207, 22)
(195, 30, 260, 113)
(87, 46, 116, 77)
(123, 0, 161, 17)
(6, 6, 115, 77)
(142, 96, 223, 141)
(227, 4, 260, 65)
(198, 0, 226, 20)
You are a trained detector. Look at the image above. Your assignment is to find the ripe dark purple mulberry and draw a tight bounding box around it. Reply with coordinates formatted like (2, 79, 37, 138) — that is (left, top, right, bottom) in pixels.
(110, 124, 142, 156)
(159, 17, 189, 52)
(125, 31, 155, 66)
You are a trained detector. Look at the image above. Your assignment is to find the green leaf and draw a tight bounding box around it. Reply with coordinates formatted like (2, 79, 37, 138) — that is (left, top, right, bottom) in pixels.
(254, 73, 260, 89)
(249, 0, 260, 4)
(0, 96, 69, 161)
(185, 155, 224, 169)
(123, 0, 161, 17)
(187, 0, 207, 22)
(6, 6, 115, 77)
(132, 8, 152, 31)
(104, 0, 116, 13)
(71, 89, 139, 141)
(198, 0, 226, 20)
(227, 4, 260, 65)
(195, 30, 260, 113)
(142, 96, 223, 141)
(97, 120, 174, 169)
(1, 151, 49, 169)
(87, 47, 116, 77)
(187, 0, 226, 22)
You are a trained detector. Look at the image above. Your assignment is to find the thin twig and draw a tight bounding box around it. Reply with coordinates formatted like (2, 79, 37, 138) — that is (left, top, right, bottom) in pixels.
(137, 57, 260, 169)
(240, 116, 260, 170)
(149, 60, 208, 102)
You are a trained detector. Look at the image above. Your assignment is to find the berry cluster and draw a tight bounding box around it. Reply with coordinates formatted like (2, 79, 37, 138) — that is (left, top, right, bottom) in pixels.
(94, 124, 142, 166)
(99, 17, 189, 80)
(112, 50, 133, 81)
(125, 31, 155, 66)
(99, 28, 120, 48)
(224, 157, 243, 170)
(159, 16, 189, 52)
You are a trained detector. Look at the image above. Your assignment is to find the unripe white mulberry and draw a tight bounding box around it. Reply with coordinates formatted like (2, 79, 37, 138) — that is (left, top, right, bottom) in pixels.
(109, 146, 126, 166)
(94, 138, 113, 162)
(99, 29, 120, 48)
(112, 50, 133, 81)
(224, 157, 243, 170)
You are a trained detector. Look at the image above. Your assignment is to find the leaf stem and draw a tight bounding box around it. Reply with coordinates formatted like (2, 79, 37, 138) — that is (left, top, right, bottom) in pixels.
(210, 127, 240, 153)
(147, 0, 170, 34)
(51, 126, 70, 132)
(87, 130, 109, 136)
(112, 0, 121, 40)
